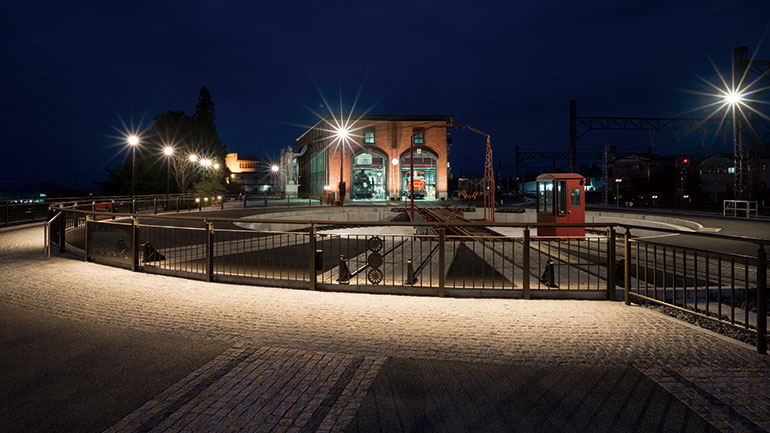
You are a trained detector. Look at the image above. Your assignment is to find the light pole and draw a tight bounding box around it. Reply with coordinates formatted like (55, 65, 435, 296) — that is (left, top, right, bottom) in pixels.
(334, 126, 350, 206)
(128, 135, 139, 198)
(271, 164, 279, 195)
(615, 178, 622, 207)
(163, 146, 174, 197)
(724, 90, 744, 199)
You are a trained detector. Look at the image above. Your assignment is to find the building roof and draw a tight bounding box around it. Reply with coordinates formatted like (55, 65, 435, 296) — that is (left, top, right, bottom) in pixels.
(295, 114, 451, 142)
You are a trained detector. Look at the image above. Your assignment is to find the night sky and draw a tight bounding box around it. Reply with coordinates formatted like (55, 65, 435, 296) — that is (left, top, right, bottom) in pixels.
(1, 0, 768, 193)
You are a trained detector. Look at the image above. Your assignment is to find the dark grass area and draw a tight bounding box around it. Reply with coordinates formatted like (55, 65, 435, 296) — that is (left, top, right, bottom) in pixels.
(348, 358, 718, 433)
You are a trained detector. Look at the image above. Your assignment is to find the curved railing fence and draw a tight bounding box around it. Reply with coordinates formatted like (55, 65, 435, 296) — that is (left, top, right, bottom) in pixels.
(45, 199, 768, 353)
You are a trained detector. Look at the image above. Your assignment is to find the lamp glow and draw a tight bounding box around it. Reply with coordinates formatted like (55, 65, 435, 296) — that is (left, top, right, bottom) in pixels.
(128, 135, 139, 146)
(189, 154, 198, 162)
(163, 146, 174, 156)
(271, 165, 279, 173)
(391, 158, 399, 166)
(335, 126, 350, 140)
(724, 91, 743, 106)
(213, 163, 220, 169)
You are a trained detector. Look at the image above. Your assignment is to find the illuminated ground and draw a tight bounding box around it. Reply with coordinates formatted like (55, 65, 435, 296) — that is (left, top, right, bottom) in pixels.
(1, 224, 769, 432)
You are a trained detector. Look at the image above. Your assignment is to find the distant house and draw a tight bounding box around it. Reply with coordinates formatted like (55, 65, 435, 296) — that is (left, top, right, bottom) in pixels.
(611, 153, 676, 202)
(225, 153, 280, 194)
(698, 153, 733, 203)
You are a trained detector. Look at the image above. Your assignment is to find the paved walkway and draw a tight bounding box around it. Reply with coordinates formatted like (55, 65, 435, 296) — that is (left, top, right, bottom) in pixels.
(1, 224, 770, 432)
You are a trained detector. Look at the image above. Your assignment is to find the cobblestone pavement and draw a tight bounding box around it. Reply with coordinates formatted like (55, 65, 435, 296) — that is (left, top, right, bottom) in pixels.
(105, 346, 384, 433)
(2, 225, 770, 432)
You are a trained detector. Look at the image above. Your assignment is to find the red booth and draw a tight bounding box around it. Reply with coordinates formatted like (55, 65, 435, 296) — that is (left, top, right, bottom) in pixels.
(536, 173, 585, 239)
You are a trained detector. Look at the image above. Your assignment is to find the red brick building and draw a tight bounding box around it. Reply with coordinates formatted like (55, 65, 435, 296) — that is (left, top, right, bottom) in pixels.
(295, 115, 451, 201)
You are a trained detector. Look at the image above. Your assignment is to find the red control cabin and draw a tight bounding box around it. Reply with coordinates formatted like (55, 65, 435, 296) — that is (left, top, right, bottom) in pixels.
(536, 173, 585, 239)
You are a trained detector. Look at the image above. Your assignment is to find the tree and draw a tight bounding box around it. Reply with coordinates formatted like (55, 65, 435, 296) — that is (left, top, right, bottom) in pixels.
(99, 87, 229, 196)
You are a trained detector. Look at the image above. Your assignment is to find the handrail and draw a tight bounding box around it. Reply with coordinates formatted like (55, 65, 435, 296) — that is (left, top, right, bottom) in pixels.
(47, 203, 770, 245)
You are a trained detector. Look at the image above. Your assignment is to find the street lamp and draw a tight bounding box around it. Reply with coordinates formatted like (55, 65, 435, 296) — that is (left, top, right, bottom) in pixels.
(189, 154, 198, 163)
(271, 164, 279, 173)
(723, 90, 745, 199)
(615, 178, 623, 207)
(127, 135, 139, 198)
(163, 146, 174, 197)
(334, 126, 350, 205)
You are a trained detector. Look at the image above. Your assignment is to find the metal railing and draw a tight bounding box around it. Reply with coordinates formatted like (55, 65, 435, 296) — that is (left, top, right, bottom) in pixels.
(620, 227, 768, 354)
(44, 201, 769, 353)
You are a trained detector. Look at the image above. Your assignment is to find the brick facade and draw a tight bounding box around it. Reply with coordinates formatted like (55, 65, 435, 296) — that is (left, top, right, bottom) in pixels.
(296, 115, 451, 200)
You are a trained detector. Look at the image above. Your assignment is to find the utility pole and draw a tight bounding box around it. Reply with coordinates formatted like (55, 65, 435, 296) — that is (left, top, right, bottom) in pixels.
(603, 145, 608, 206)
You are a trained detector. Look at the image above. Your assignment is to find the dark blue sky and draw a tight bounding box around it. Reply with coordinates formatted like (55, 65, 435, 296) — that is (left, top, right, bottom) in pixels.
(1, 0, 769, 191)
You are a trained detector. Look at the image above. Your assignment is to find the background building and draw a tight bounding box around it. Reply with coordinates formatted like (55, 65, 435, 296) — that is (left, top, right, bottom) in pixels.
(225, 153, 280, 194)
(295, 115, 451, 201)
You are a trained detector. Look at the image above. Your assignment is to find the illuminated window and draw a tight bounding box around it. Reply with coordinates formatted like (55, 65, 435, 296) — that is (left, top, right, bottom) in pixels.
(413, 133, 424, 145)
(364, 129, 375, 144)
(570, 188, 581, 206)
(728, 167, 735, 174)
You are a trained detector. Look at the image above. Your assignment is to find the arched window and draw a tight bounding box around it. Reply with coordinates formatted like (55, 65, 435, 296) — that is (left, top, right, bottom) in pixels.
(399, 148, 438, 200)
(351, 149, 388, 200)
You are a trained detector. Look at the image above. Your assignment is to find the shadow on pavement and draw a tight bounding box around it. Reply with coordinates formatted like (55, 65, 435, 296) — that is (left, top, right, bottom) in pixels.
(348, 358, 718, 433)
(0, 305, 230, 433)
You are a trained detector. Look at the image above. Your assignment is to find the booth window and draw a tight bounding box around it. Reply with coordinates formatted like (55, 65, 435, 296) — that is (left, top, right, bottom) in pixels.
(544, 182, 554, 214)
(570, 188, 581, 206)
(538, 183, 545, 213)
(557, 181, 567, 216)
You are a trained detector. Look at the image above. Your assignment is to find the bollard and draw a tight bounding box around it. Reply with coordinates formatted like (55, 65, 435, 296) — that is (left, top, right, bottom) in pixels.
(757, 245, 767, 354)
(405, 259, 417, 285)
(338, 255, 350, 284)
(540, 258, 557, 288)
(523, 227, 531, 299)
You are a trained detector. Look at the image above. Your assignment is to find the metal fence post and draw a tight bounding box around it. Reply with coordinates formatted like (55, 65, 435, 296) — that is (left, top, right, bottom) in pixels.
(154, 198, 158, 214)
(624, 228, 631, 305)
(757, 245, 767, 354)
(608, 227, 616, 300)
(206, 221, 214, 282)
(131, 199, 136, 214)
(438, 227, 445, 297)
(176, 196, 180, 213)
(84, 214, 92, 262)
(58, 211, 66, 253)
(131, 217, 138, 272)
(523, 227, 531, 300)
(309, 223, 317, 290)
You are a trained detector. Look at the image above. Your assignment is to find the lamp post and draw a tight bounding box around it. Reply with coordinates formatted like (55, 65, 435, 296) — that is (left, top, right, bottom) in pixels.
(163, 146, 174, 197)
(724, 90, 744, 199)
(615, 178, 622, 207)
(128, 135, 139, 198)
(334, 126, 350, 206)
